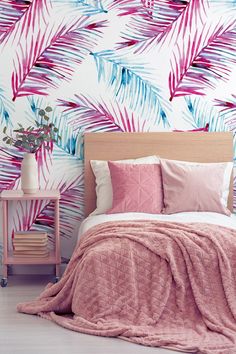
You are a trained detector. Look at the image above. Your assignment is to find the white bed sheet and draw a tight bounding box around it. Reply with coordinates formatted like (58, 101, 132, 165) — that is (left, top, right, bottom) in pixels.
(78, 212, 236, 241)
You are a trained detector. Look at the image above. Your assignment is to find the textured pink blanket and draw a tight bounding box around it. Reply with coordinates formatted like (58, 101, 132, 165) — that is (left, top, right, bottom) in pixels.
(17, 221, 236, 353)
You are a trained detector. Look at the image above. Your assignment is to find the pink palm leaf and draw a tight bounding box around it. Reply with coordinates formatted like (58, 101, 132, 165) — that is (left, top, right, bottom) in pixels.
(214, 95, 236, 132)
(58, 95, 123, 132)
(11, 10, 107, 100)
(104, 0, 142, 16)
(169, 4, 236, 100)
(215, 95, 236, 113)
(0, 0, 32, 43)
(0, 116, 53, 191)
(0, 147, 22, 191)
(58, 94, 152, 133)
(0, 144, 54, 191)
(0, 0, 51, 45)
(117, 0, 191, 52)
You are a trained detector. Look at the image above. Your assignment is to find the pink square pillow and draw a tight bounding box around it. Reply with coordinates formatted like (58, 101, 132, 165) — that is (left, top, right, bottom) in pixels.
(107, 162, 163, 214)
(160, 159, 231, 215)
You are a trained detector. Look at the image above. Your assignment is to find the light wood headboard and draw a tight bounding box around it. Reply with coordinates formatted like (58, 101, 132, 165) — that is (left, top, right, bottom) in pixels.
(84, 132, 234, 216)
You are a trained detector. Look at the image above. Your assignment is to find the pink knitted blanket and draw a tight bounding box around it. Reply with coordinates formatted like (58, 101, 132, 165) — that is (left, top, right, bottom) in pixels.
(17, 220, 236, 353)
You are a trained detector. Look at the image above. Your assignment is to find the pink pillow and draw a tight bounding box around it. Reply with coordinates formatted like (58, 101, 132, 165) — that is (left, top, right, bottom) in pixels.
(160, 159, 231, 215)
(107, 162, 163, 214)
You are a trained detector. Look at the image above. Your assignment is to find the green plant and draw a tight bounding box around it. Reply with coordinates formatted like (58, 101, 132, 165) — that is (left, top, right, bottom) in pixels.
(3, 106, 61, 153)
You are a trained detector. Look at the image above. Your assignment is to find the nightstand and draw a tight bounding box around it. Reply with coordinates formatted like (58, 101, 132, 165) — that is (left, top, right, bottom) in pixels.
(0, 190, 61, 287)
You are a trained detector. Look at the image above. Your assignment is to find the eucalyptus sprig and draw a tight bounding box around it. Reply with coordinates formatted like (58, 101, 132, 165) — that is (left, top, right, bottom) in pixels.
(3, 106, 61, 153)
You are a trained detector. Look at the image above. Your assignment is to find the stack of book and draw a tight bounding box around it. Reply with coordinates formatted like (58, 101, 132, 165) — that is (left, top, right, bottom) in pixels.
(13, 231, 49, 258)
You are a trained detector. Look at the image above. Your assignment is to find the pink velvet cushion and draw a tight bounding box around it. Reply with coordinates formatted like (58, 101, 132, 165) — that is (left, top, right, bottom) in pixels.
(160, 159, 230, 215)
(107, 162, 163, 214)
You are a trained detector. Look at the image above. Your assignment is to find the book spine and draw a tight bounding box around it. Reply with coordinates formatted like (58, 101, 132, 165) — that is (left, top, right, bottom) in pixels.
(14, 232, 47, 239)
(13, 247, 48, 251)
(14, 235, 47, 239)
(13, 251, 48, 256)
(13, 253, 49, 258)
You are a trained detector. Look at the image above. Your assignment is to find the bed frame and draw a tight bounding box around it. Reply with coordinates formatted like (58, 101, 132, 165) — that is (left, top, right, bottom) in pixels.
(84, 132, 234, 217)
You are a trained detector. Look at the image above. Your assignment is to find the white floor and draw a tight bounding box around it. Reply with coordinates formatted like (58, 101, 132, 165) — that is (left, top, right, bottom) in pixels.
(0, 275, 188, 354)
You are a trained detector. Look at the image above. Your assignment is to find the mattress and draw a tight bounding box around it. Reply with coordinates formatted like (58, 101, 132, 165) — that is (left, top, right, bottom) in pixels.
(78, 211, 236, 240)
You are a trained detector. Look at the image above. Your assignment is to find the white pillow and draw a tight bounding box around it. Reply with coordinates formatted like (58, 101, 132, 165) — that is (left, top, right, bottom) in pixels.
(90, 155, 160, 215)
(160, 159, 233, 208)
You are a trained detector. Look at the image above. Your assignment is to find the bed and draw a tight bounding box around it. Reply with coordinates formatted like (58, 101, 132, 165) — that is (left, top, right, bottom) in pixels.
(17, 132, 236, 354)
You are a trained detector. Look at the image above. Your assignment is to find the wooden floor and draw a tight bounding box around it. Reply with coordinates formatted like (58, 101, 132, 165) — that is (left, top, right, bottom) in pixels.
(0, 275, 186, 354)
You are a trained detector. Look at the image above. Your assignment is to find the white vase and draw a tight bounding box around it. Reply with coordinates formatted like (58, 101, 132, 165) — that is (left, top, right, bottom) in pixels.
(21, 153, 39, 194)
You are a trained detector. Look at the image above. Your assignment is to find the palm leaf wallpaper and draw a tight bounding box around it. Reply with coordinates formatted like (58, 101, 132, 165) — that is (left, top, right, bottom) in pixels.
(0, 0, 236, 268)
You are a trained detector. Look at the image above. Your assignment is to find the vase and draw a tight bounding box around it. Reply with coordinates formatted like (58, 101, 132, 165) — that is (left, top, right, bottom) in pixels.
(21, 153, 39, 194)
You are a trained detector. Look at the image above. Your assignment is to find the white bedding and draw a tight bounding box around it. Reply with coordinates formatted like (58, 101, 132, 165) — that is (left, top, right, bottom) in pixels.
(78, 211, 236, 240)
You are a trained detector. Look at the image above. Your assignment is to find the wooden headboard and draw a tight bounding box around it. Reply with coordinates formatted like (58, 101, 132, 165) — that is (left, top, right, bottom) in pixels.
(84, 132, 234, 216)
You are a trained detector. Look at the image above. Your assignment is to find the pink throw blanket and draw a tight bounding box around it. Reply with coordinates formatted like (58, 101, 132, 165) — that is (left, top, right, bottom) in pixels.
(17, 221, 236, 353)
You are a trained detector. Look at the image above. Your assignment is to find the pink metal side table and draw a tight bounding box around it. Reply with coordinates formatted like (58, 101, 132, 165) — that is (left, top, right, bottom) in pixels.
(0, 190, 61, 287)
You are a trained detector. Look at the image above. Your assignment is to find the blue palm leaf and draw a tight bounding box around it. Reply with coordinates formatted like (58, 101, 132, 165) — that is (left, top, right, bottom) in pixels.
(91, 50, 170, 127)
(209, 0, 236, 12)
(43, 110, 77, 156)
(52, 0, 107, 16)
(0, 87, 13, 127)
(183, 96, 229, 132)
(27, 97, 78, 156)
(52, 0, 107, 15)
(214, 94, 236, 152)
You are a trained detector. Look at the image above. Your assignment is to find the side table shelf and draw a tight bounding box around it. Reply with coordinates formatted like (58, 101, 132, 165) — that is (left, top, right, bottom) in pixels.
(1, 190, 61, 287)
